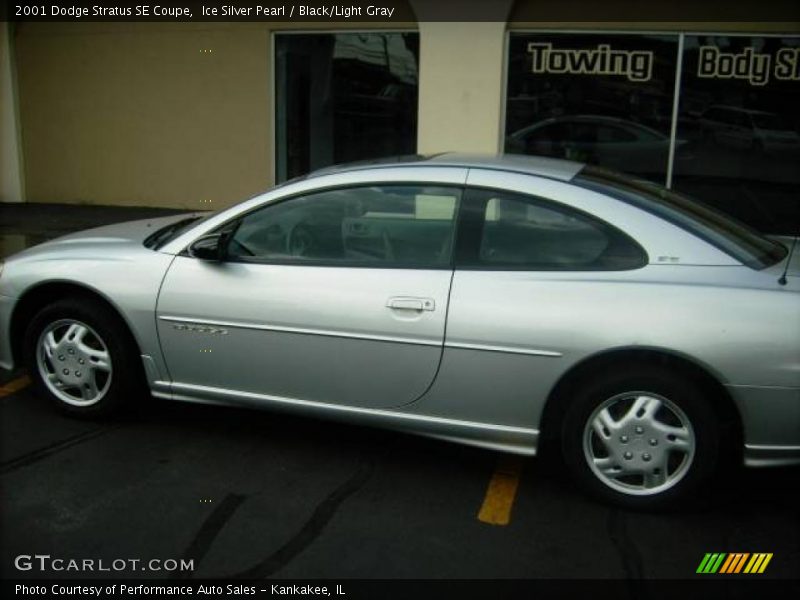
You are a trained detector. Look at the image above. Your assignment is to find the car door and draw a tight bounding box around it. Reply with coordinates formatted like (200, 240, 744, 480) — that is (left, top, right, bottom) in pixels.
(156, 183, 461, 410)
(429, 172, 648, 426)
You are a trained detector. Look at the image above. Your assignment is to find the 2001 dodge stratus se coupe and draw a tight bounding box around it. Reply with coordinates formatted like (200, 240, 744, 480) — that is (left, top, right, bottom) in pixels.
(1, 154, 798, 509)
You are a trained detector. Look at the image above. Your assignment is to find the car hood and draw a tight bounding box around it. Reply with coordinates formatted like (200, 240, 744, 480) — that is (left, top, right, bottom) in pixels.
(8, 213, 202, 260)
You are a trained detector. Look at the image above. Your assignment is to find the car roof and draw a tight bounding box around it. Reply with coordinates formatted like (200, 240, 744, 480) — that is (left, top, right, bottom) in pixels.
(308, 152, 585, 183)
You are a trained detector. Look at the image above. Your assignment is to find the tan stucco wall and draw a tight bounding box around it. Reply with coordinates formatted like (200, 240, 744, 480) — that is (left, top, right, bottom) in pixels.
(416, 21, 509, 155)
(14, 23, 272, 210)
(1, 22, 24, 203)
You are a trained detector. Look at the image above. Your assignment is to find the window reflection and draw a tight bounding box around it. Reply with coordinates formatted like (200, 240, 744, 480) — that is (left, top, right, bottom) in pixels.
(672, 36, 800, 234)
(467, 189, 646, 271)
(229, 186, 458, 267)
(505, 32, 800, 234)
(275, 33, 419, 182)
(505, 33, 679, 183)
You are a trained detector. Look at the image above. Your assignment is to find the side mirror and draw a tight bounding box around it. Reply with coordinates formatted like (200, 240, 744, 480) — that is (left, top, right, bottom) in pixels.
(188, 233, 225, 261)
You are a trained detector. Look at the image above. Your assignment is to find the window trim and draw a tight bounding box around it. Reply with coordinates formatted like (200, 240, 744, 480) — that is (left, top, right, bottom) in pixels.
(454, 186, 649, 272)
(196, 181, 464, 271)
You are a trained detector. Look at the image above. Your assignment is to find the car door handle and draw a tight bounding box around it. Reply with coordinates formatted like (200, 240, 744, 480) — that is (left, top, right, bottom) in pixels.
(386, 297, 435, 311)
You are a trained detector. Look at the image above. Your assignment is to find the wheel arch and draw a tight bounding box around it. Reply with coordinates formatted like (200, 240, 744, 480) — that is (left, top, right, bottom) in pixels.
(538, 347, 743, 456)
(10, 280, 144, 368)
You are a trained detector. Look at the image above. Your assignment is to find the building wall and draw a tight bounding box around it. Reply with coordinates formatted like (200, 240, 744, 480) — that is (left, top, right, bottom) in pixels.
(416, 22, 509, 155)
(9, 5, 799, 210)
(12, 19, 415, 210)
(14, 23, 272, 210)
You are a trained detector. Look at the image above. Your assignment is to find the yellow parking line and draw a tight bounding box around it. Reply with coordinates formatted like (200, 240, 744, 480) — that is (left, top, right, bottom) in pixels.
(477, 455, 524, 526)
(0, 375, 31, 398)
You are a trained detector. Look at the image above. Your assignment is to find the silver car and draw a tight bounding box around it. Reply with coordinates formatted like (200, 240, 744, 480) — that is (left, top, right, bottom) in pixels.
(1, 154, 798, 509)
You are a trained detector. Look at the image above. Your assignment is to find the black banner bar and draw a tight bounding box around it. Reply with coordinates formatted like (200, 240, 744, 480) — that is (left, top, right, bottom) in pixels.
(3, 0, 800, 23)
(4, 578, 800, 600)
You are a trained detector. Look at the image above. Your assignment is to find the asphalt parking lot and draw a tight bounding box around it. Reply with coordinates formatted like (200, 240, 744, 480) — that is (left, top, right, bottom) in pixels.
(1, 204, 799, 590)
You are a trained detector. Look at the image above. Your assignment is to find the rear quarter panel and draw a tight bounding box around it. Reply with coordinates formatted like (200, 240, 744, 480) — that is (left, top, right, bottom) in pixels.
(407, 269, 799, 432)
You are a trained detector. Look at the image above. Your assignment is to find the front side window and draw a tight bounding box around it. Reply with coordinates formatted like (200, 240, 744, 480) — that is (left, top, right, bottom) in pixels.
(460, 189, 646, 271)
(227, 185, 459, 268)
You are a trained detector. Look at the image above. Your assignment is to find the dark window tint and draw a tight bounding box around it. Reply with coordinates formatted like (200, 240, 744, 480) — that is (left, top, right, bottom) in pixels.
(228, 185, 459, 268)
(673, 36, 800, 235)
(275, 33, 420, 183)
(504, 33, 678, 183)
(598, 124, 637, 143)
(577, 166, 787, 269)
(461, 189, 646, 271)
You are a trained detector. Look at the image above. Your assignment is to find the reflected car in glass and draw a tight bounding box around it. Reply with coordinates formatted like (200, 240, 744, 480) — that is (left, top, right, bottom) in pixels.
(1, 154, 798, 509)
(698, 105, 800, 154)
(505, 114, 690, 178)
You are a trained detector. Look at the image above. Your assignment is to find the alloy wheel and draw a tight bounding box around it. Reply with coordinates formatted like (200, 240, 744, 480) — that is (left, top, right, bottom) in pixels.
(582, 391, 695, 496)
(36, 319, 113, 407)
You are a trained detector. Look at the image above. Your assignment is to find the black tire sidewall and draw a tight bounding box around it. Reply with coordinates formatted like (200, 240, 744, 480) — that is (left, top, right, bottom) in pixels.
(561, 367, 721, 510)
(23, 298, 141, 418)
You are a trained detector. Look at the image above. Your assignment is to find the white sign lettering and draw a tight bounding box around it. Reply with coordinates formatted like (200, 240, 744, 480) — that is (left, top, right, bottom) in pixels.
(697, 45, 800, 86)
(697, 46, 771, 86)
(527, 43, 654, 82)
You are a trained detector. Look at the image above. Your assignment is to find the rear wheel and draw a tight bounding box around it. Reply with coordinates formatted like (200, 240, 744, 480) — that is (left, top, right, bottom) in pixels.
(561, 366, 720, 510)
(24, 298, 143, 417)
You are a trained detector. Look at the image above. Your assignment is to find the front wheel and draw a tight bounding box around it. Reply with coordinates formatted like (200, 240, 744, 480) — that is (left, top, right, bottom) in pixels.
(561, 367, 721, 510)
(24, 298, 143, 417)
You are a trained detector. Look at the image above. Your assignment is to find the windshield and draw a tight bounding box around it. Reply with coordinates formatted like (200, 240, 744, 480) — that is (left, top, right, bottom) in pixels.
(144, 215, 206, 250)
(575, 166, 787, 270)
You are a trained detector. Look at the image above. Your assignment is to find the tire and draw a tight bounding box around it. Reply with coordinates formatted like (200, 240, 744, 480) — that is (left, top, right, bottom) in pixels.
(560, 366, 720, 510)
(23, 297, 143, 418)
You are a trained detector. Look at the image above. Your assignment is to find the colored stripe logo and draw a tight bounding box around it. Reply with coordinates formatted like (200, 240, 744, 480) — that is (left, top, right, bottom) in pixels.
(697, 553, 773, 574)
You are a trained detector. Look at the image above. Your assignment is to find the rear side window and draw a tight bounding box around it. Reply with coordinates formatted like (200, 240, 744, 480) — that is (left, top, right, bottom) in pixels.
(576, 166, 787, 269)
(458, 189, 647, 271)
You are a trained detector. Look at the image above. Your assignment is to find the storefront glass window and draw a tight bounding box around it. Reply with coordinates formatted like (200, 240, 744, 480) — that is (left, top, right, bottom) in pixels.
(275, 33, 420, 183)
(505, 33, 679, 184)
(506, 32, 800, 235)
(672, 36, 800, 234)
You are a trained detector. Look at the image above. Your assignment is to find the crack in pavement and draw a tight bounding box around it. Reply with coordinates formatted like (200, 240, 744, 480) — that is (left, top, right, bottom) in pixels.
(0, 425, 125, 475)
(171, 493, 248, 580)
(229, 458, 375, 579)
